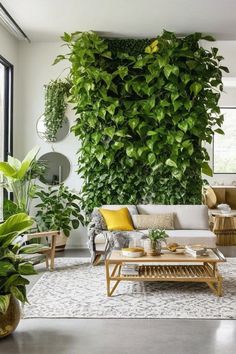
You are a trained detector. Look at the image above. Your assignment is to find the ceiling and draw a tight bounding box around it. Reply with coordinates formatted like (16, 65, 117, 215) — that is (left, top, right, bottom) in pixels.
(1, 0, 236, 41)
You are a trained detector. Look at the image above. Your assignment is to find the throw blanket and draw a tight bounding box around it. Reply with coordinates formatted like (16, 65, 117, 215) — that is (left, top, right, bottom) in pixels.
(87, 210, 145, 264)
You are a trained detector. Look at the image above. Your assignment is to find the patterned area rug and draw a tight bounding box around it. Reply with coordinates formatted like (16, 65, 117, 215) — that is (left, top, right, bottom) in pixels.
(23, 257, 236, 319)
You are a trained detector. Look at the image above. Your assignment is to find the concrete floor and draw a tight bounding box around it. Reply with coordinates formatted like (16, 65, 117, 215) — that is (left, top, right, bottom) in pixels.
(1, 247, 236, 354)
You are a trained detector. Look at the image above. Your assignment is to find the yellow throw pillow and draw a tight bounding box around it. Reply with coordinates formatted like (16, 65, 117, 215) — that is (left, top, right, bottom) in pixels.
(99, 207, 134, 231)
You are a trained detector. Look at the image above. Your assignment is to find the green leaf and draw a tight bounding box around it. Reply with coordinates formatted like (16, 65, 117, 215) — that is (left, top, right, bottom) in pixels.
(8, 156, 21, 170)
(16, 146, 40, 179)
(18, 263, 37, 275)
(173, 100, 182, 112)
(117, 66, 128, 79)
(0, 261, 15, 276)
(178, 121, 188, 133)
(0, 162, 16, 177)
(19, 244, 47, 254)
(202, 162, 213, 176)
(201, 35, 215, 41)
(112, 142, 124, 150)
(214, 128, 224, 135)
(155, 108, 165, 122)
(148, 153, 156, 165)
(128, 118, 139, 130)
(165, 159, 177, 168)
(10, 286, 27, 303)
(181, 73, 191, 85)
(172, 66, 179, 76)
(190, 82, 202, 96)
(175, 131, 184, 143)
(158, 56, 168, 68)
(104, 127, 116, 139)
(126, 146, 135, 158)
(147, 131, 158, 136)
(0, 213, 33, 237)
(164, 64, 173, 79)
(219, 66, 229, 73)
(72, 219, 80, 229)
(61, 32, 71, 42)
(0, 294, 10, 314)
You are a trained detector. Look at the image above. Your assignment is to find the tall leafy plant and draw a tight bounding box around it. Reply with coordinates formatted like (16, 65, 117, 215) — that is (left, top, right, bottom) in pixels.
(54, 31, 228, 212)
(0, 147, 43, 217)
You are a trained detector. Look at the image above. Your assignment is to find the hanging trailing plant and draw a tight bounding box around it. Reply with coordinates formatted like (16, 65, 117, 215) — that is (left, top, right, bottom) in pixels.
(54, 31, 228, 212)
(44, 79, 70, 142)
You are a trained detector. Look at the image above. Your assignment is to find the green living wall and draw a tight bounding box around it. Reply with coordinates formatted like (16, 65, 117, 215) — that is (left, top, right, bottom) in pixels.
(55, 30, 228, 212)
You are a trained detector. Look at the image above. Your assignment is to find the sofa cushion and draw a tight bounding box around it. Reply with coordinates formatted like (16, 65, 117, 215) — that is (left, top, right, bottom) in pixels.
(137, 205, 209, 230)
(102, 205, 138, 215)
(99, 207, 134, 231)
(132, 213, 174, 230)
(139, 229, 216, 248)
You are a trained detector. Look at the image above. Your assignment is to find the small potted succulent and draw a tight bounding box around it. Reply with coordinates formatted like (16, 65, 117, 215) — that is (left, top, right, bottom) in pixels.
(146, 229, 169, 256)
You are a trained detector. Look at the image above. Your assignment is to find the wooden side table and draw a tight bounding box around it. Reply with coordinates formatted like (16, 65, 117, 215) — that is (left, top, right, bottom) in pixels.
(211, 214, 236, 246)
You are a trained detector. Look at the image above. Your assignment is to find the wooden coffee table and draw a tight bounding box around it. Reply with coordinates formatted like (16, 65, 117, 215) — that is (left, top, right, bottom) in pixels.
(105, 249, 226, 297)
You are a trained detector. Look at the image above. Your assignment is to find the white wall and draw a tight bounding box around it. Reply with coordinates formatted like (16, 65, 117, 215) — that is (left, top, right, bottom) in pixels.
(16, 42, 87, 248)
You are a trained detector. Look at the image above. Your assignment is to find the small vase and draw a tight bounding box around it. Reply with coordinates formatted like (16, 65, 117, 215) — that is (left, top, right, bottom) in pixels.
(0, 296, 21, 338)
(144, 239, 161, 256)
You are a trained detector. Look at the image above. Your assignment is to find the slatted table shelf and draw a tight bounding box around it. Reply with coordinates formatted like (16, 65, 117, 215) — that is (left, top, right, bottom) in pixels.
(105, 249, 226, 297)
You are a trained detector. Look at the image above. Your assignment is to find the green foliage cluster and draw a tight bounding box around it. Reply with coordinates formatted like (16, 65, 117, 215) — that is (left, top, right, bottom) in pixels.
(106, 38, 150, 56)
(0, 213, 44, 313)
(35, 184, 84, 237)
(44, 79, 70, 142)
(148, 229, 168, 243)
(55, 30, 228, 212)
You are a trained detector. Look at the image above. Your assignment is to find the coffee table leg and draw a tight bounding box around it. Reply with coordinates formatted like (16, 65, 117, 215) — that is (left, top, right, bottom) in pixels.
(105, 262, 121, 297)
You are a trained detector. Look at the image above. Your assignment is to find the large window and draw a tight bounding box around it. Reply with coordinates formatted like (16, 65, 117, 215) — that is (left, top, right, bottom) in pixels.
(213, 108, 236, 174)
(0, 55, 13, 220)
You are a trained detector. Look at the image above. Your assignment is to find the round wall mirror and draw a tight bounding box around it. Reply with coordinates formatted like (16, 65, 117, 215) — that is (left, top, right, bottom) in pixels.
(36, 115, 70, 143)
(38, 152, 70, 185)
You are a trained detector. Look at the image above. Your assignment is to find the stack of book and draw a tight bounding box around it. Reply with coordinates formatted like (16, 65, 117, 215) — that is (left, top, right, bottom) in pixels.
(185, 245, 208, 257)
(121, 263, 139, 276)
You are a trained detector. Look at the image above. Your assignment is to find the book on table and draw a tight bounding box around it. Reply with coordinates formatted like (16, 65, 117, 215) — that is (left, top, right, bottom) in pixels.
(185, 245, 207, 257)
(121, 263, 139, 276)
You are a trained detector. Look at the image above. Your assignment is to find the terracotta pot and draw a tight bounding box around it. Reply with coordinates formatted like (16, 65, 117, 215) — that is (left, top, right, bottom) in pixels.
(0, 296, 21, 338)
(55, 232, 68, 252)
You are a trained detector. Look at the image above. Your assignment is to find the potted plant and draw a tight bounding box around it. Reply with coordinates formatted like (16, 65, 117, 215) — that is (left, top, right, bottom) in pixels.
(0, 213, 44, 338)
(146, 229, 169, 256)
(44, 79, 70, 142)
(35, 184, 84, 250)
(0, 146, 45, 218)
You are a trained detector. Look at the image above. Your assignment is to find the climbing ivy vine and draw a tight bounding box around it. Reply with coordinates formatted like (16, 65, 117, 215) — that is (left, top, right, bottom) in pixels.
(54, 30, 228, 212)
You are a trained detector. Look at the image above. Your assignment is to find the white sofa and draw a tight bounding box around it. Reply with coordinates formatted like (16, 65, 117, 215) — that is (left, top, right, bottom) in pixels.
(93, 204, 216, 249)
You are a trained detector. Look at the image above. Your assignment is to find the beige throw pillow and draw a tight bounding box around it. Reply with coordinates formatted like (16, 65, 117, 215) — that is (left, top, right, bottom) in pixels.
(132, 213, 175, 230)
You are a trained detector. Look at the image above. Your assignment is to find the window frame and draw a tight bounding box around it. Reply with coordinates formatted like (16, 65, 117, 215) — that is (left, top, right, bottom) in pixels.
(0, 54, 13, 202)
(213, 106, 236, 174)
